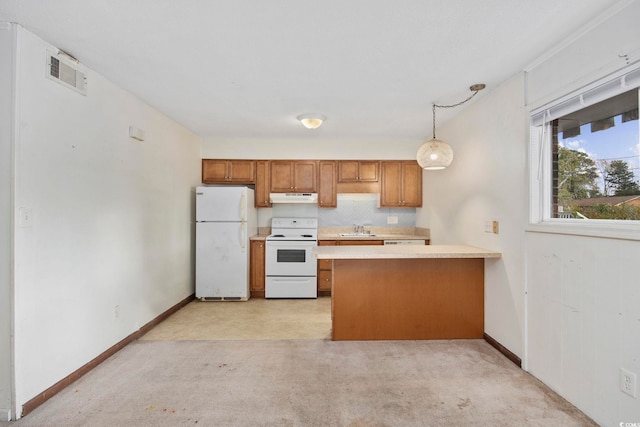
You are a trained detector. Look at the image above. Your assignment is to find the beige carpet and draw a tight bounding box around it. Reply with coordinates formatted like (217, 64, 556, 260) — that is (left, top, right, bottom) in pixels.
(141, 297, 332, 341)
(2, 298, 598, 426)
(4, 340, 597, 426)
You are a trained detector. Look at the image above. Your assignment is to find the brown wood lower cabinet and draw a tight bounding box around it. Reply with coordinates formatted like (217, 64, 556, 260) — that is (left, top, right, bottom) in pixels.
(250, 240, 265, 298)
(317, 240, 383, 296)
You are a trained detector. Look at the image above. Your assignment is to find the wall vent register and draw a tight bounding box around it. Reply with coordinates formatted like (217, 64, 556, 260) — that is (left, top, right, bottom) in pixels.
(47, 51, 87, 95)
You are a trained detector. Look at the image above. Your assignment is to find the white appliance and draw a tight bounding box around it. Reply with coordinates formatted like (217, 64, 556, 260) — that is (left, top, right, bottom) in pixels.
(265, 217, 318, 298)
(195, 186, 257, 300)
(269, 193, 318, 204)
(384, 239, 426, 245)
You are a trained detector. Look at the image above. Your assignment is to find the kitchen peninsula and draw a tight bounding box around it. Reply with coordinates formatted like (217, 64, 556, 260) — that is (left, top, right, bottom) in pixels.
(314, 245, 501, 341)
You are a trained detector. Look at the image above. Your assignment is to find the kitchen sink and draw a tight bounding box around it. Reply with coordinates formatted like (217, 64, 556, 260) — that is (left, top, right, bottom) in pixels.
(338, 233, 377, 237)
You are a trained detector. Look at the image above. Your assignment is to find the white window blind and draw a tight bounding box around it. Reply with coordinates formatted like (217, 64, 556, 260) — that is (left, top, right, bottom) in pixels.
(531, 62, 640, 126)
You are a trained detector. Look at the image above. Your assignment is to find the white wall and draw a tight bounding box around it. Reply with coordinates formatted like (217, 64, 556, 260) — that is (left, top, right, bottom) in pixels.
(0, 22, 16, 421)
(201, 137, 421, 160)
(416, 75, 527, 359)
(526, 232, 640, 425)
(12, 27, 201, 414)
(523, 2, 640, 425)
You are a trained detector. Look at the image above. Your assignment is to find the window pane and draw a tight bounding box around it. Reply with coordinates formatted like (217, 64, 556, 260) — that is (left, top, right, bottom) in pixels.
(553, 89, 640, 220)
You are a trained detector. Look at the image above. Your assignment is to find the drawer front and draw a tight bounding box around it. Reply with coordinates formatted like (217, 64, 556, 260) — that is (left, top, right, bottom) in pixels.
(318, 259, 333, 271)
(318, 270, 332, 291)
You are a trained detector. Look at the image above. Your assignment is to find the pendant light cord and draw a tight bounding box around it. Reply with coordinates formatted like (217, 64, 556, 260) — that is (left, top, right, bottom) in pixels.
(432, 88, 483, 139)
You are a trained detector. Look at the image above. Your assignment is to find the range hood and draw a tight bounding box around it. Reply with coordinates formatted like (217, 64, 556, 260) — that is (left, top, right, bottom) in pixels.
(269, 193, 318, 204)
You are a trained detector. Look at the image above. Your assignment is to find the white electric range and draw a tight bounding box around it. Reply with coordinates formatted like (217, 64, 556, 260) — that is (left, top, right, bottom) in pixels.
(265, 217, 318, 298)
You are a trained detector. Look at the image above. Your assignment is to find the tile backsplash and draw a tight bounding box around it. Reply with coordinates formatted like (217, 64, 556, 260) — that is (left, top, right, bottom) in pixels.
(318, 194, 415, 227)
(258, 193, 416, 229)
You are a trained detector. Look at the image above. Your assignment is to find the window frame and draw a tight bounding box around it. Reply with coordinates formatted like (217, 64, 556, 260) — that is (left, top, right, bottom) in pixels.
(528, 62, 640, 241)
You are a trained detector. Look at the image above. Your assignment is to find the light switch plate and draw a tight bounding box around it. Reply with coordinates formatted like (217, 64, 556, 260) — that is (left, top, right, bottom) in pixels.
(387, 216, 398, 224)
(18, 207, 33, 227)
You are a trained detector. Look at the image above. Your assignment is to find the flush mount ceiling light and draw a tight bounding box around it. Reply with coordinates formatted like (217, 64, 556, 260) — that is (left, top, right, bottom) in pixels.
(417, 84, 486, 170)
(297, 114, 326, 129)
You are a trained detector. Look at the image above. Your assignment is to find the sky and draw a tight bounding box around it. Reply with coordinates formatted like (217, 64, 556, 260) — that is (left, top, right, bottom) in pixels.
(560, 114, 640, 193)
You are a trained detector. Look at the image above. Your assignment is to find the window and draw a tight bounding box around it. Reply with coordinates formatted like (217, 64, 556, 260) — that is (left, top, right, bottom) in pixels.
(530, 63, 640, 225)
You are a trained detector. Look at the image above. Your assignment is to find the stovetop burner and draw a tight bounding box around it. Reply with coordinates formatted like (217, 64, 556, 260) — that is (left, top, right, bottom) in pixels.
(266, 217, 318, 242)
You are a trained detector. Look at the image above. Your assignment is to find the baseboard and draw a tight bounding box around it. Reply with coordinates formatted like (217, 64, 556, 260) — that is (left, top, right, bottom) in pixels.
(21, 293, 195, 417)
(483, 333, 522, 368)
(1, 409, 10, 422)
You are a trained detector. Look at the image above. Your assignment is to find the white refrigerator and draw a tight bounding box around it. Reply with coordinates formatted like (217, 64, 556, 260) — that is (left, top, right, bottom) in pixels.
(195, 186, 257, 300)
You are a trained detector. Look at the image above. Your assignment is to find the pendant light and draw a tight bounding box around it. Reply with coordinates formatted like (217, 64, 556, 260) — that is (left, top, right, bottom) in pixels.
(417, 84, 485, 170)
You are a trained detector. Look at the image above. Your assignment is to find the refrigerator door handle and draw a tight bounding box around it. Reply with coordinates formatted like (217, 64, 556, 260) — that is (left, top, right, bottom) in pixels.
(240, 193, 246, 222)
(240, 222, 246, 252)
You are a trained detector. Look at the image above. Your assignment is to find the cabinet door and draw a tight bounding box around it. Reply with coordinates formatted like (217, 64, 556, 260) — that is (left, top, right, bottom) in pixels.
(318, 161, 337, 208)
(202, 159, 255, 184)
(380, 161, 422, 207)
(293, 161, 317, 192)
(270, 161, 294, 192)
(338, 161, 379, 182)
(255, 160, 271, 207)
(401, 162, 422, 207)
(227, 160, 256, 183)
(202, 159, 228, 183)
(338, 161, 359, 182)
(250, 240, 265, 294)
(357, 161, 379, 182)
(318, 270, 332, 291)
(380, 161, 402, 207)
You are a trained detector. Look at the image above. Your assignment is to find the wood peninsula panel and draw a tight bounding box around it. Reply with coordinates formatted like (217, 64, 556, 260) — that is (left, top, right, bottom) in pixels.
(331, 258, 484, 340)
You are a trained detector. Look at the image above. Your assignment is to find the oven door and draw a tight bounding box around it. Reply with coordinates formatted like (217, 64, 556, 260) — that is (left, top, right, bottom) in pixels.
(265, 240, 317, 277)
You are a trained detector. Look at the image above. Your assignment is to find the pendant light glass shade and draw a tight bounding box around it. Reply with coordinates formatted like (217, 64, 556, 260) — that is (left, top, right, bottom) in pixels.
(417, 138, 454, 170)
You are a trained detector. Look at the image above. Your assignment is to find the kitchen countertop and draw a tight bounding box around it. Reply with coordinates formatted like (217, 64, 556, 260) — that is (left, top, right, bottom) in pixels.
(314, 244, 501, 259)
(250, 226, 430, 242)
(318, 233, 426, 241)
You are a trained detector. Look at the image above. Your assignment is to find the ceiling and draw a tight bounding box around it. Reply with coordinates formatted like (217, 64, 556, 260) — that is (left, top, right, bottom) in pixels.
(0, 0, 621, 142)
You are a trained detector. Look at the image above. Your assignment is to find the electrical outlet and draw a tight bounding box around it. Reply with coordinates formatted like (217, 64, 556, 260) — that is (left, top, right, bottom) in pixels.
(620, 368, 637, 398)
(492, 220, 499, 234)
(114, 305, 120, 319)
(387, 216, 398, 224)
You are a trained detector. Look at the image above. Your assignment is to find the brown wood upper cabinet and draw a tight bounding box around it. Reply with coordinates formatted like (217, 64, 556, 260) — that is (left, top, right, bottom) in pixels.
(270, 160, 317, 193)
(338, 161, 379, 182)
(202, 159, 255, 184)
(380, 161, 422, 207)
(254, 160, 271, 207)
(318, 161, 337, 208)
